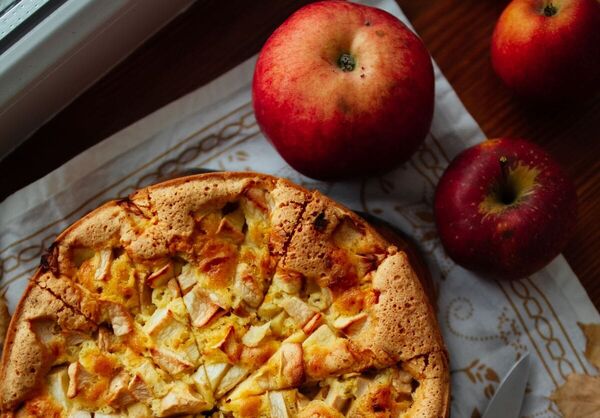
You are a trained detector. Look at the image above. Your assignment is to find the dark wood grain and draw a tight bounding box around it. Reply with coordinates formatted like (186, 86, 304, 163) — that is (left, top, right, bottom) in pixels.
(1, 0, 598, 308)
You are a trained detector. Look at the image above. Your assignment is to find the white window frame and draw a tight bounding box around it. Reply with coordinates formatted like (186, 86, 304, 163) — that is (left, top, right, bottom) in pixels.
(0, 0, 195, 159)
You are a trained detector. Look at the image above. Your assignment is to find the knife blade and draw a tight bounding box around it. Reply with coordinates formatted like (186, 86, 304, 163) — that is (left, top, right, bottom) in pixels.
(482, 352, 531, 418)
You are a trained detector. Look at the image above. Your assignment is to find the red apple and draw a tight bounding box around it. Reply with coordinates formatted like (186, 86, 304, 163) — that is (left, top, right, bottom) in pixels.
(434, 138, 577, 280)
(252, 0, 434, 179)
(491, 0, 600, 101)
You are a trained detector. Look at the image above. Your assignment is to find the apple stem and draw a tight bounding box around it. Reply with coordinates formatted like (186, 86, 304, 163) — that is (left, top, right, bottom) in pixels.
(543, 3, 557, 17)
(498, 156, 516, 204)
(499, 156, 509, 182)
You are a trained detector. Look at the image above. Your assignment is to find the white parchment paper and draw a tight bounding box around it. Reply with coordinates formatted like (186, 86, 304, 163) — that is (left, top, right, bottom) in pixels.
(1, 1, 598, 416)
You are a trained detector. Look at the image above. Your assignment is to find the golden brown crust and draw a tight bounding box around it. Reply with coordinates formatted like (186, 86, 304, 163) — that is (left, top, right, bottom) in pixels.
(282, 192, 388, 280)
(35, 272, 101, 323)
(350, 251, 444, 362)
(405, 351, 451, 418)
(52, 173, 309, 272)
(1, 172, 449, 416)
(409, 376, 451, 418)
(368, 216, 437, 308)
(0, 275, 96, 411)
(267, 178, 311, 256)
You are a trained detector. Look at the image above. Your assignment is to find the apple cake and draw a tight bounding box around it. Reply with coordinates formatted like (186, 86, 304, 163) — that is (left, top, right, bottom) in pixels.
(0, 173, 449, 417)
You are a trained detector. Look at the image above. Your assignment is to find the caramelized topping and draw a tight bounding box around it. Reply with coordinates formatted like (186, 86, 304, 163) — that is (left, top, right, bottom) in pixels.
(15, 178, 434, 418)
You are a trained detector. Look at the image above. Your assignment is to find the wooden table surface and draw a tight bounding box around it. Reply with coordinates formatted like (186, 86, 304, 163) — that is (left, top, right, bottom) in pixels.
(1, 0, 598, 308)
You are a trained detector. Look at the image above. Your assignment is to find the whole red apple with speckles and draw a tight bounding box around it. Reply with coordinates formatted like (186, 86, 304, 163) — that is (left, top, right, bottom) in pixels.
(491, 0, 600, 101)
(434, 138, 577, 280)
(252, 0, 434, 179)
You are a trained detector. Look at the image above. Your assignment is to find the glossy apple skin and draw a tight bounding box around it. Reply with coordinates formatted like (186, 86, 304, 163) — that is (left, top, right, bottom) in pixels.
(252, 0, 434, 179)
(491, 0, 600, 101)
(434, 138, 577, 280)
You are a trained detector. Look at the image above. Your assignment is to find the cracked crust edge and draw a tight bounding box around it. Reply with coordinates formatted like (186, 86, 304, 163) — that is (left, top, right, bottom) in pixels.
(48, 172, 312, 275)
(0, 273, 96, 411)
